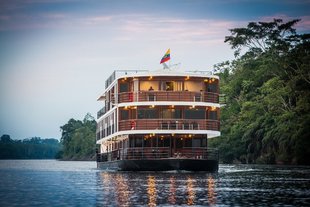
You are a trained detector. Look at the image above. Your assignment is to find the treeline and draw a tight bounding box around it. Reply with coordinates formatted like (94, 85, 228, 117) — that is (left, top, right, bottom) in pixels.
(0, 135, 61, 159)
(58, 113, 97, 160)
(209, 19, 310, 165)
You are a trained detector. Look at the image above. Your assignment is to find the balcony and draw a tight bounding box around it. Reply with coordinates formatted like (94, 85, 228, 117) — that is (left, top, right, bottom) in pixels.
(119, 119, 220, 131)
(118, 91, 219, 103)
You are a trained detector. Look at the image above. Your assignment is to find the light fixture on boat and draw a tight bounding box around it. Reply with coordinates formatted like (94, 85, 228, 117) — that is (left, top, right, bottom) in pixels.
(204, 78, 209, 82)
(185, 76, 190, 80)
(149, 76, 153, 80)
(211, 106, 217, 111)
(150, 105, 155, 108)
(211, 78, 215, 82)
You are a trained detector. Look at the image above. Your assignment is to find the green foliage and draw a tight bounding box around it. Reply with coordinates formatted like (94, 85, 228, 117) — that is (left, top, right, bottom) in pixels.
(59, 113, 97, 160)
(210, 19, 310, 165)
(0, 135, 61, 159)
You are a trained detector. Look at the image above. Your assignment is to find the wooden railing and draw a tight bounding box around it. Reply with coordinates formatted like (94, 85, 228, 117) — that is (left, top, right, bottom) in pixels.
(118, 91, 219, 103)
(96, 147, 219, 162)
(118, 119, 220, 131)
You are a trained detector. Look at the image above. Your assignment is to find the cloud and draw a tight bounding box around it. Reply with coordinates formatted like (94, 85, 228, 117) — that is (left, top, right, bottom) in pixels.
(116, 16, 241, 44)
(82, 16, 114, 25)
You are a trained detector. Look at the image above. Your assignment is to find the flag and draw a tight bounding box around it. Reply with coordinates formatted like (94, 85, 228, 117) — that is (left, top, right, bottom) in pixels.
(160, 49, 170, 64)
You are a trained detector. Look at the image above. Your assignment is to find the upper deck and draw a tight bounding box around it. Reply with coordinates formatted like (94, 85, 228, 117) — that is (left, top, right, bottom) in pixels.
(97, 69, 221, 119)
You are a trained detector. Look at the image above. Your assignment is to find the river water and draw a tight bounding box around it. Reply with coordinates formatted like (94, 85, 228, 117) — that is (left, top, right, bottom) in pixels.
(0, 160, 309, 206)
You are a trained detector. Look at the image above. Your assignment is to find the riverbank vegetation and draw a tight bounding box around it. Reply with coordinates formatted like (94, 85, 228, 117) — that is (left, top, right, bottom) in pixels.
(0, 135, 61, 159)
(209, 19, 310, 165)
(58, 113, 97, 160)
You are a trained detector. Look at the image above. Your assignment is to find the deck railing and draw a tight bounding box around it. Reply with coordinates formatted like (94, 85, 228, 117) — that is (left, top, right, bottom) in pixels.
(118, 91, 219, 103)
(119, 119, 220, 131)
(96, 147, 219, 162)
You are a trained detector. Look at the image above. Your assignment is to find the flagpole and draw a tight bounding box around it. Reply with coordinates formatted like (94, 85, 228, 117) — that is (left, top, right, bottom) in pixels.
(163, 62, 169, 69)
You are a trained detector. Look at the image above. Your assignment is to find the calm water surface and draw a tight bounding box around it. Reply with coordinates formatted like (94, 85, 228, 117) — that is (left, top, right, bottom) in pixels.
(0, 160, 309, 206)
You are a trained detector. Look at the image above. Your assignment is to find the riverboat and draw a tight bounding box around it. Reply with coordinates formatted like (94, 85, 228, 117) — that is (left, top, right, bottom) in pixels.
(96, 68, 222, 171)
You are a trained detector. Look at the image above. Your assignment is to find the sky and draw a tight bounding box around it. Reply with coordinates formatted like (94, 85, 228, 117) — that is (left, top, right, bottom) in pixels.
(0, 0, 309, 140)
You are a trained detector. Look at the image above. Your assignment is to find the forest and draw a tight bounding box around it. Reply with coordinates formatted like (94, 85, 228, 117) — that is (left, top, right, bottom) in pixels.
(209, 19, 310, 165)
(58, 113, 97, 160)
(0, 135, 61, 159)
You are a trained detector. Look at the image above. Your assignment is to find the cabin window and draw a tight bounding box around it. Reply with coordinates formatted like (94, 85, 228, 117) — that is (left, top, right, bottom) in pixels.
(206, 83, 218, 93)
(161, 109, 182, 119)
(174, 81, 183, 91)
(137, 109, 158, 119)
(120, 110, 129, 120)
(176, 137, 183, 148)
(161, 81, 183, 91)
(130, 136, 143, 147)
(144, 138, 152, 147)
(165, 81, 174, 91)
(209, 111, 218, 120)
(184, 109, 205, 119)
(202, 138, 207, 147)
(158, 137, 170, 148)
(192, 138, 201, 147)
(184, 138, 192, 147)
(120, 83, 129, 92)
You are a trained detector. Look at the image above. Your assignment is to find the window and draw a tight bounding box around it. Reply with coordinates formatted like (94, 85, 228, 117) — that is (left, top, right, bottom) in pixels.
(130, 136, 143, 147)
(161, 81, 183, 91)
(161, 109, 182, 119)
(120, 110, 129, 120)
(165, 81, 174, 91)
(137, 109, 158, 119)
(184, 138, 192, 147)
(209, 111, 217, 120)
(120, 83, 129, 92)
(174, 81, 183, 91)
(192, 138, 201, 147)
(184, 109, 205, 119)
(206, 83, 217, 93)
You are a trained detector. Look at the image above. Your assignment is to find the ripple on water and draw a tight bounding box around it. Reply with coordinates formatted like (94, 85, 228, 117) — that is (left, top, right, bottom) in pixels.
(1, 161, 310, 206)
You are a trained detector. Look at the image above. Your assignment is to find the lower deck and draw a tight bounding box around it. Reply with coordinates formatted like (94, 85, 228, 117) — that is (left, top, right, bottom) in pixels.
(96, 134, 218, 171)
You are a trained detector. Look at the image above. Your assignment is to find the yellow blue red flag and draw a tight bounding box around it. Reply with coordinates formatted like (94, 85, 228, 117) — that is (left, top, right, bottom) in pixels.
(160, 49, 170, 64)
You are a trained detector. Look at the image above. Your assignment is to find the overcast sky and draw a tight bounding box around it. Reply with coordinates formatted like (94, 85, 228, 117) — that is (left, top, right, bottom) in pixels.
(0, 0, 309, 140)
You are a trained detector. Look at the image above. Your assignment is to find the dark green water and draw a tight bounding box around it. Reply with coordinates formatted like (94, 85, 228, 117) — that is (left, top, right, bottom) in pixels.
(0, 160, 309, 206)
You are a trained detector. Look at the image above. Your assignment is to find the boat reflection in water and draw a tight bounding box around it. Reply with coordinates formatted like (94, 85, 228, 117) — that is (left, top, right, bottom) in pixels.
(147, 176, 156, 207)
(98, 172, 217, 206)
(208, 175, 216, 206)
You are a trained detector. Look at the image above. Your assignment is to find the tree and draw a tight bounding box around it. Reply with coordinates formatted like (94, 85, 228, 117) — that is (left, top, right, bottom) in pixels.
(210, 19, 310, 165)
(59, 113, 97, 160)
